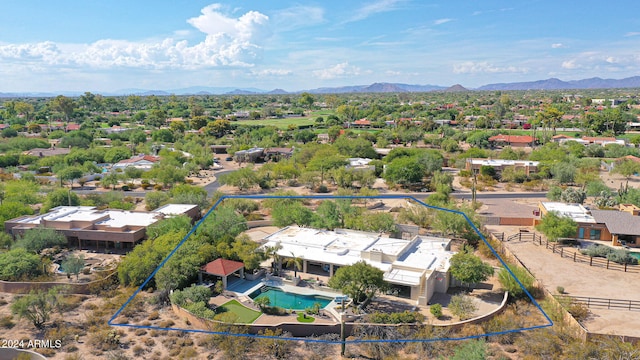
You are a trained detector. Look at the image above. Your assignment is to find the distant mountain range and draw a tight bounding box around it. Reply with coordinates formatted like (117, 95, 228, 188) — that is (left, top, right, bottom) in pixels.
(3, 76, 640, 97)
(477, 76, 640, 90)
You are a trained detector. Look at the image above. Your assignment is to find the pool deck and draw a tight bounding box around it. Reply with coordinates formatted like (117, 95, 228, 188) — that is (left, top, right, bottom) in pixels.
(210, 275, 346, 325)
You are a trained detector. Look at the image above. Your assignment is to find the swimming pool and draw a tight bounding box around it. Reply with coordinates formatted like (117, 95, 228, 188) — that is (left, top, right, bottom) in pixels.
(249, 287, 333, 310)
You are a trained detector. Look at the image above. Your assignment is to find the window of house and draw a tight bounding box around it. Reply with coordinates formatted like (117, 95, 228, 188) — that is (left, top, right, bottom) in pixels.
(590, 229, 601, 240)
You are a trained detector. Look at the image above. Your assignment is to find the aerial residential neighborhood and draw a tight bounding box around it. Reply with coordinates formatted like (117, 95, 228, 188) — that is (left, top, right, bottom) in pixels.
(2, 85, 640, 359)
(4, 1, 640, 359)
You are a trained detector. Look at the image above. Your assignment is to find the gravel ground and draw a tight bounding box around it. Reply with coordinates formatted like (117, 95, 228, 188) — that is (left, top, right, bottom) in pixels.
(486, 223, 640, 338)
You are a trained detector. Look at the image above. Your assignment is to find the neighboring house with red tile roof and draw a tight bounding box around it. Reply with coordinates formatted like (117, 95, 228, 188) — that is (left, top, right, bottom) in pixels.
(66, 123, 81, 131)
(488, 134, 537, 147)
(618, 155, 640, 164)
(350, 118, 371, 127)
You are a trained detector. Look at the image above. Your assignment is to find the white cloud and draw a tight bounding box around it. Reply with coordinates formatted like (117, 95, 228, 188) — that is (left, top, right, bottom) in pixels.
(561, 60, 579, 69)
(346, 0, 405, 23)
(452, 61, 527, 74)
(173, 30, 192, 37)
(558, 51, 640, 73)
(0, 41, 62, 61)
(625, 32, 640, 37)
(0, 4, 271, 71)
(551, 43, 565, 48)
(434, 18, 452, 25)
(312, 62, 362, 79)
(273, 6, 324, 31)
(251, 68, 292, 77)
(472, 8, 514, 16)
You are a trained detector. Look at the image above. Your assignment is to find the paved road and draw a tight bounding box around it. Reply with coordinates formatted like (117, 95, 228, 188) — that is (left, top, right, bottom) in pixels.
(202, 170, 234, 196)
(71, 166, 548, 201)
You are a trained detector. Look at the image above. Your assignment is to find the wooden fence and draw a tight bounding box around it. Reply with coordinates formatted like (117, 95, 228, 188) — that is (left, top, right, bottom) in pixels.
(495, 231, 640, 274)
(537, 238, 640, 274)
(555, 295, 640, 312)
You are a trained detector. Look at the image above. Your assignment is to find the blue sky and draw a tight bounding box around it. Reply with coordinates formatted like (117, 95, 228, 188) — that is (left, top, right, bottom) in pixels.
(1, 0, 640, 92)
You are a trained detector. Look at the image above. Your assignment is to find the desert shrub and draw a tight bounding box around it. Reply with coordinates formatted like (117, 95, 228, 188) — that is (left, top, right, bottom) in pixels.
(430, 304, 443, 318)
(481, 307, 523, 345)
(46, 320, 83, 343)
(132, 344, 145, 356)
(58, 295, 84, 313)
(449, 294, 477, 320)
(498, 264, 539, 300)
(580, 244, 612, 258)
(515, 328, 564, 358)
(169, 285, 211, 307)
(147, 311, 159, 321)
(607, 249, 638, 265)
(0, 315, 15, 329)
(478, 236, 502, 259)
(87, 328, 121, 352)
(557, 296, 590, 322)
(245, 213, 264, 221)
(367, 311, 424, 324)
(35, 348, 57, 357)
(183, 302, 216, 320)
(179, 347, 199, 358)
(159, 319, 175, 328)
(581, 245, 638, 265)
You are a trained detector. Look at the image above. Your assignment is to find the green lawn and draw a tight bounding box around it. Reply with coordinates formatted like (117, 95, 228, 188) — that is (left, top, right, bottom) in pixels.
(234, 117, 316, 128)
(214, 299, 262, 324)
(297, 313, 315, 323)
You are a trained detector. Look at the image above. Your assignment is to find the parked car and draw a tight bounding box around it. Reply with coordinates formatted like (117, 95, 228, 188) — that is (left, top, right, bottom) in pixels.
(225, 157, 233, 161)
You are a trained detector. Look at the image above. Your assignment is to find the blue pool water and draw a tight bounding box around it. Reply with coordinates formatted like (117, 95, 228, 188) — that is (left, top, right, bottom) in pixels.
(249, 287, 333, 310)
(55, 261, 68, 273)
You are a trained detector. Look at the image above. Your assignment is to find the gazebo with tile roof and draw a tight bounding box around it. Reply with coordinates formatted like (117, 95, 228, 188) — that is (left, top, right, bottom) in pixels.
(198, 258, 245, 290)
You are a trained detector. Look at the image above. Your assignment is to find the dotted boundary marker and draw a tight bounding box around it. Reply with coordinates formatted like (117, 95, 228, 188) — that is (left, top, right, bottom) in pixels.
(109, 195, 553, 344)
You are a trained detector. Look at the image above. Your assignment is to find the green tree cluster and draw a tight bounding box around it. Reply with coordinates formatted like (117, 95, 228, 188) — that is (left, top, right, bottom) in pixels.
(13, 227, 67, 253)
(449, 250, 494, 289)
(328, 261, 386, 304)
(535, 211, 577, 242)
(0, 248, 43, 281)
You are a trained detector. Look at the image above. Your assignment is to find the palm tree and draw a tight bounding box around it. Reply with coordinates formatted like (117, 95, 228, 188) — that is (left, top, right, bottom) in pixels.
(264, 244, 282, 275)
(285, 252, 303, 278)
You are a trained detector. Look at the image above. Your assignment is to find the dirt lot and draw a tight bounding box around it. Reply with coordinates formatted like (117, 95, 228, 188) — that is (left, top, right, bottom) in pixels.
(486, 222, 640, 338)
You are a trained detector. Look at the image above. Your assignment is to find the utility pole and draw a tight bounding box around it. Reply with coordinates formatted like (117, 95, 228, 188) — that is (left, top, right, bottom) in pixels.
(472, 172, 477, 207)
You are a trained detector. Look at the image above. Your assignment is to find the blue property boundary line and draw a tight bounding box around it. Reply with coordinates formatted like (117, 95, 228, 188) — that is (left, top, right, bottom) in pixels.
(108, 194, 553, 344)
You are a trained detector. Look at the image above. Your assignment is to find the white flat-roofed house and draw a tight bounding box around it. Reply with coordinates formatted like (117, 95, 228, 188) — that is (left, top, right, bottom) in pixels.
(260, 226, 454, 305)
(346, 158, 375, 172)
(465, 158, 540, 176)
(4, 204, 199, 250)
(112, 154, 160, 171)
